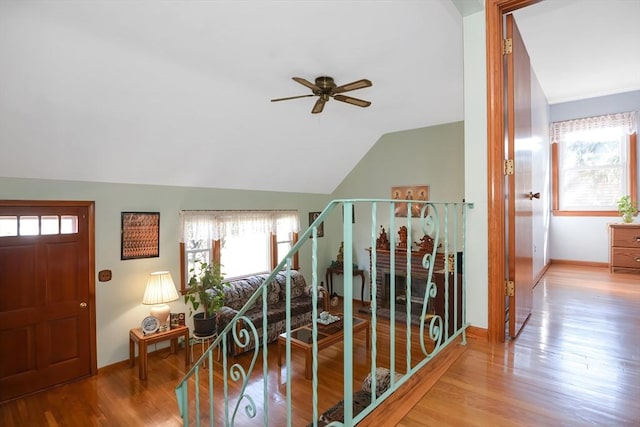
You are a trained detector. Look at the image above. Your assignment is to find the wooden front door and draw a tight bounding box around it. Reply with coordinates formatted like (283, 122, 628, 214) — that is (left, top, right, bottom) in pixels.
(506, 14, 533, 338)
(0, 201, 96, 402)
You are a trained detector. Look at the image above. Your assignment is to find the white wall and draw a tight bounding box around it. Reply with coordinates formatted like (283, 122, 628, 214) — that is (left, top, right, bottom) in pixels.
(0, 177, 331, 367)
(462, 10, 488, 329)
(549, 91, 640, 263)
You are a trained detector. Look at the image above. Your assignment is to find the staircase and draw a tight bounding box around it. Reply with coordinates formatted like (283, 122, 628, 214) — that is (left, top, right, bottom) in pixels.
(175, 199, 472, 426)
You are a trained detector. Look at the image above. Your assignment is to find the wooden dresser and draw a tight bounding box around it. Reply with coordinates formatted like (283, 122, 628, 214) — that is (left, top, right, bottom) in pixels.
(609, 223, 640, 274)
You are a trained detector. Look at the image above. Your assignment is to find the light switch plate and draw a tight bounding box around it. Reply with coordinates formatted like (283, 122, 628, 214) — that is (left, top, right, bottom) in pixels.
(98, 270, 112, 282)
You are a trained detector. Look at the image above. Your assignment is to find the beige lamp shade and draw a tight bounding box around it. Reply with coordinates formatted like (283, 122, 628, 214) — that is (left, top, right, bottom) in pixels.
(142, 271, 179, 328)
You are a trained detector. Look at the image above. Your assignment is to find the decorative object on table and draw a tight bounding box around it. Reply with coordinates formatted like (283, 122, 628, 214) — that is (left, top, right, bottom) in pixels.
(376, 226, 390, 250)
(391, 185, 429, 217)
(140, 315, 160, 335)
(318, 312, 341, 325)
(184, 261, 226, 336)
(336, 241, 344, 265)
(617, 195, 638, 223)
(142, 271, 179, 332)
(397, 226, 408, 249)
(308, 211, 324, 237)
(121, 212, 160, 260)
(170, 312, 186, 329)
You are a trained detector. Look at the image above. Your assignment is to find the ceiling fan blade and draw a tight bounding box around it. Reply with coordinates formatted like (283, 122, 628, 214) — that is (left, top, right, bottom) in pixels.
(311, 98, 326, 114)
(333, 94, 371, 108)
(292, 77, 321, 92)
(333, 79, 372, 94)
(271, 94, 315, 102)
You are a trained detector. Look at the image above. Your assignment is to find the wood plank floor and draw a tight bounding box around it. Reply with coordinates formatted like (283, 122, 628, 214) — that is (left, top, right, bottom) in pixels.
(399, 264, 640, 426)
(1, 264, 638, 426)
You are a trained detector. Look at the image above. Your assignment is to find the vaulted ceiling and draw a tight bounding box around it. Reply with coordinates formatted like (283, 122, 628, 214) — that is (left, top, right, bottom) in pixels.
(1, 1, 638, 194)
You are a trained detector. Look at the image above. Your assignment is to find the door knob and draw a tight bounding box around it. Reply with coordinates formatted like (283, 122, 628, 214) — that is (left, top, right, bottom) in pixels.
(528, 192, 540, 200)
(80, 302, 87, 308)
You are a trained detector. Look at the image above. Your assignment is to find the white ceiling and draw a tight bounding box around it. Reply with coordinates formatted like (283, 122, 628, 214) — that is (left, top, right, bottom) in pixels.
(1, 1, 638, 195)
(513, 0, 640, 105)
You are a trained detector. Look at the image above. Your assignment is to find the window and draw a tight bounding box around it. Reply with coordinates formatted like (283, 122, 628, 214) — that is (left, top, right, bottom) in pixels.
(178, 210, 299, 289)
(0, 215, 79, 237)
(552, 111, 637, 215)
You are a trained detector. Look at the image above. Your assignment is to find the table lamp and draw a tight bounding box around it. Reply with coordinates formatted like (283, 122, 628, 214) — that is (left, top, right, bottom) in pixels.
(142, 271, 179, 331)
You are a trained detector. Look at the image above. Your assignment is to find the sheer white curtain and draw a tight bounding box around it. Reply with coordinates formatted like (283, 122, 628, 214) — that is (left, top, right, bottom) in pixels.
(178, 210, 300, 243)
(551, 111, 637, 143)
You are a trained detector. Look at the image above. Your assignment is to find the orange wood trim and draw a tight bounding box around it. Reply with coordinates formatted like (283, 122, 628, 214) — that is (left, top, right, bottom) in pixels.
(486, 0, 543, 344)
(356, 339, 467, 427)
(550, 259, 609, 268)
(213, 240, 221, 263)
(465, 325, 489, 340)
(552, 142, 559, 211)
(552, 210, 620, 217)
(179, 242, 186, 291)
(292, 232, 299, 269)
(629, 133, 637, 202)
(270, 233, 278, 268)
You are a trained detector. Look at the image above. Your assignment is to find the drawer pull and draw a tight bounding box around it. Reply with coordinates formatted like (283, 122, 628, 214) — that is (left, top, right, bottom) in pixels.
(636, 257, 640, 263)
(636, 236, 640, 242)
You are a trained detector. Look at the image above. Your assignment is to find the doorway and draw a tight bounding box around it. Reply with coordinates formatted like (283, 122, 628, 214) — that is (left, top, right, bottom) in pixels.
(0, 200, 96, 402)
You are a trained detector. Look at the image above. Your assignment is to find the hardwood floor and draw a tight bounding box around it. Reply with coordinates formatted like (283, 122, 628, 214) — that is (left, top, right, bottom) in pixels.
(1, 264, 638, 426)
(399, 264, 640, 426)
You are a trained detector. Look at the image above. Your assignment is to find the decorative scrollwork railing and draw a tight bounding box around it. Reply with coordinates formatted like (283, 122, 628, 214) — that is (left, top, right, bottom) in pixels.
(175, 199, 472, 426)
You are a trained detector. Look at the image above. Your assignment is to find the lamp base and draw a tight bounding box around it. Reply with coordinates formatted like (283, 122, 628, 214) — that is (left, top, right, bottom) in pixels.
(150, 304, 171, 330)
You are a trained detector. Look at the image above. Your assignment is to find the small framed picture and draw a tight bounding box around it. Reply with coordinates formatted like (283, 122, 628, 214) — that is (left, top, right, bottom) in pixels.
(170, 313, 186, 329)
(308, 212, 324, 238)
(121, 212, 160, 260)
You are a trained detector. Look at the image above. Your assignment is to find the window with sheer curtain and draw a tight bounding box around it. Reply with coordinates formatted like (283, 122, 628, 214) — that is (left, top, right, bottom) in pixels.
(178, 210, 299, 288)
(551, 111, 638, 215)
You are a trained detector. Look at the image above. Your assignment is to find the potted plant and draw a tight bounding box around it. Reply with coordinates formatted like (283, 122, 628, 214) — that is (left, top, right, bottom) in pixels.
(184, 261, 226, 336)
(617, 195, 638, 223)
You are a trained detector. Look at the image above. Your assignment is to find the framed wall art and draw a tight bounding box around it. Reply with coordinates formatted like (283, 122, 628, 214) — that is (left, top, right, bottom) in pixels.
(308, 211, 324, 238)
(391, 185, 429, 217)
(121, 212, 160, 260)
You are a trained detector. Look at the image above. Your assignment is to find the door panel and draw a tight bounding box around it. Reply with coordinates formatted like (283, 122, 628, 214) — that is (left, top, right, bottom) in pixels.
(0, 203, 94, 402)
(506, 14, 534, 337)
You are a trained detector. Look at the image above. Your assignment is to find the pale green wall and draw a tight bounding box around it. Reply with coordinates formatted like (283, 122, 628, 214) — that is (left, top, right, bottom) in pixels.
(329, 122, 465, 297)
(0, 177, 331, 367)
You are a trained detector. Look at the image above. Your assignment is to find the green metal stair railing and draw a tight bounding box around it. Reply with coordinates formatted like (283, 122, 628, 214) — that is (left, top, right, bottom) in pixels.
(175, 199, 473, 426)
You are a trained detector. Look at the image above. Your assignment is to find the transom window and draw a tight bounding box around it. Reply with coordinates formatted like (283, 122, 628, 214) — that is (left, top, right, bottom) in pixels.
(178, 210, 299, 289)
(552, 111, 637, 215)
(0, 215, 79, 236)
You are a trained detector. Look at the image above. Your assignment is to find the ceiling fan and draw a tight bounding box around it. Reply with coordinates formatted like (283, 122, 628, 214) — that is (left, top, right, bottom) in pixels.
(271, 76, 372, 114)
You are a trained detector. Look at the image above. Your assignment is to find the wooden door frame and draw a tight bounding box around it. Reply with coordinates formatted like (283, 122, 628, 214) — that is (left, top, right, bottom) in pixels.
(486, 0, 541, 343)
(0, 200, 97, 374)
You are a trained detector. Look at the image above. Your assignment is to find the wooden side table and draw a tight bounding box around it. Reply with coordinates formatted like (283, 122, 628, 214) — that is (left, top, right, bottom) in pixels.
(129, 325, 190, 380)
(325, 266, 366, 302)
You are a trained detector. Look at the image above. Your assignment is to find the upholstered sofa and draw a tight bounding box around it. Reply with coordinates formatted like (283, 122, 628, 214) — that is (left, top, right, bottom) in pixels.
(217, 270, 328, 356)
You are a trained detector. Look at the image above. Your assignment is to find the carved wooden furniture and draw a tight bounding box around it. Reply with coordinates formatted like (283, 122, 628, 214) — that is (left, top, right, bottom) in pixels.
(367, 249, 463, 337)
(129, 325, 189, 380)
(609, 223, 640, 274)
(325, 266, 366, 301)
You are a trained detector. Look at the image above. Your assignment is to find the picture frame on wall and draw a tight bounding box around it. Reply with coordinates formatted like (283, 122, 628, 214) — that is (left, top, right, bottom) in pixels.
(308, 212, 324, 238)
(392, 185, 429, 217)
(121, 212, 160, 260)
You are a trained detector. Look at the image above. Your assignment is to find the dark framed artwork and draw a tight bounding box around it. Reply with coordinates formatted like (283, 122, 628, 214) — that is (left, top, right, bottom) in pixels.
(121, 212, 160, 260)
(308, 212, 324, 238)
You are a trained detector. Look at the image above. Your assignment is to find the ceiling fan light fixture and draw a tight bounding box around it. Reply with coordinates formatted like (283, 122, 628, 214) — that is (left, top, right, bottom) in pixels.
(271, 75, 372, 113)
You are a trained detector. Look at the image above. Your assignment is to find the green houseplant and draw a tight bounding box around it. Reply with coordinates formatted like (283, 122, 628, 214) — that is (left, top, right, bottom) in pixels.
(617, 195, 638, 223)
(184, 261, 226, 336)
